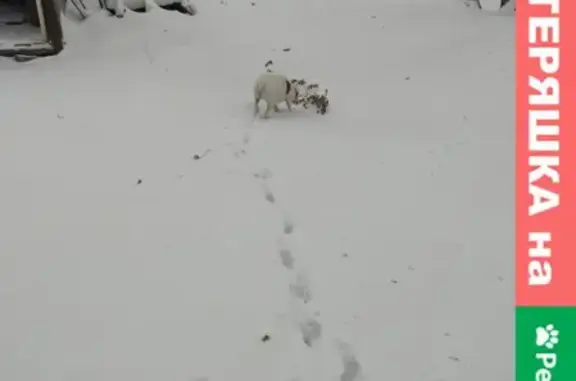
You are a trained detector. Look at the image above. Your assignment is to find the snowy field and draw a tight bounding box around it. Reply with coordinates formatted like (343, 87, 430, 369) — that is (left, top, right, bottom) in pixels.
(0, 0, 514, 380)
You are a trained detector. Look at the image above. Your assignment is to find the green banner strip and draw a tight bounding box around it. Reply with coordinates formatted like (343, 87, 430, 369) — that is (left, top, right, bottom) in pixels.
(516, 307, 576, 381)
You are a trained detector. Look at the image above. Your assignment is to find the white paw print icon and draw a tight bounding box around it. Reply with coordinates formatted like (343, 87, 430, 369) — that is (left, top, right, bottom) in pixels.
(536, 324, 560, 349)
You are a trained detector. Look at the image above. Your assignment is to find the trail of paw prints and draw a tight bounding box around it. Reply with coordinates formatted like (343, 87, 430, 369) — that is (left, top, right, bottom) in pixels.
(229, 129, 326, 361)
(244, 150, 364, 379)
(252, 164, 364, 380)
(253, 168, 324, 349)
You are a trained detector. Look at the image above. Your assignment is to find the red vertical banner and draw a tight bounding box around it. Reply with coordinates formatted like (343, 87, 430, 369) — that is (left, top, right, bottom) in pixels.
(516, 0, 576, 307)
(557, 0, 576, 306)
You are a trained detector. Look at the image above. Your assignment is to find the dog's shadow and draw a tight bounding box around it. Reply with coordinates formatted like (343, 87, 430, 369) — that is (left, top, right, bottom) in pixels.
(245, 103, 319, 121)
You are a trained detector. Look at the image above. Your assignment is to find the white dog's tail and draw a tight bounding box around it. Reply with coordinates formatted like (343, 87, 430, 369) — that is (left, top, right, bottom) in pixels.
(265, 60, 274, 72)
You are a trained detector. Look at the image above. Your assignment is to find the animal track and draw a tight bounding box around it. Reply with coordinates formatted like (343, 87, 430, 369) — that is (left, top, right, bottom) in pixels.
(234, 149, 246, 158)
(252, 168, 276, 204)
(278, 248, 295, 269)
(289, 272, 312, 302)
(300, 317, 322, 347)
(229, 131, 252, 158)
(243, 131, 252, 145)
(340, 352, 361, 381)
(264, 190, 276, 204)
(254, 167, 273, 180)
(289, 283, 312, 303)
(338, 342, 362, 381)
(283, 218, 294, 235)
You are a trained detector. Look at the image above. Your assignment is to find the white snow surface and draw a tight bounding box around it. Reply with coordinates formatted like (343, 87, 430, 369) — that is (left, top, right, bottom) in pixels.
(0, 1, 513, 380)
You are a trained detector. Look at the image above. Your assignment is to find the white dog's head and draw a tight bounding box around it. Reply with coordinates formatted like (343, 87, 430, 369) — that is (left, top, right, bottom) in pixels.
(286, 79, 300, 103)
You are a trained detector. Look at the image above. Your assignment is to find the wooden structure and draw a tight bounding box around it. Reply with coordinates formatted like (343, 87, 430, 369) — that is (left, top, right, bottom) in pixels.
(0, 0, 63, 57)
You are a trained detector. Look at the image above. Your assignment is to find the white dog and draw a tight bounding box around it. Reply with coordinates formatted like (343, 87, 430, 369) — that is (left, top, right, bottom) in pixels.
(253, 72, 299, 119)
(102, 0, 197, 17)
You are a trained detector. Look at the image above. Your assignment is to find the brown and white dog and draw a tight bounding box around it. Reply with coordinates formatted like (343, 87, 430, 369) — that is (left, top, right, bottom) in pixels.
(253, 72, 299, 119)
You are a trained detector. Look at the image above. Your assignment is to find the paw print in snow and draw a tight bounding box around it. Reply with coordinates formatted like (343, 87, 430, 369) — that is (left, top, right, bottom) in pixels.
(536, 324, 559, 349)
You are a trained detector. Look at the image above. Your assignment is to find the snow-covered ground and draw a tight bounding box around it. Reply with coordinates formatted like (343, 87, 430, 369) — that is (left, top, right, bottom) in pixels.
(0, 1, 514, 380)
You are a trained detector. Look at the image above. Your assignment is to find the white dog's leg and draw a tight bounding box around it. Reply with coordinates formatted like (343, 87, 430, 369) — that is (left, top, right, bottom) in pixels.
(286, 101, 293, 112)
(273, 104, 280, 112)
(254, 98, 260, 117)
(112, 0, 126, 17)
(264, 103, 274, 119)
